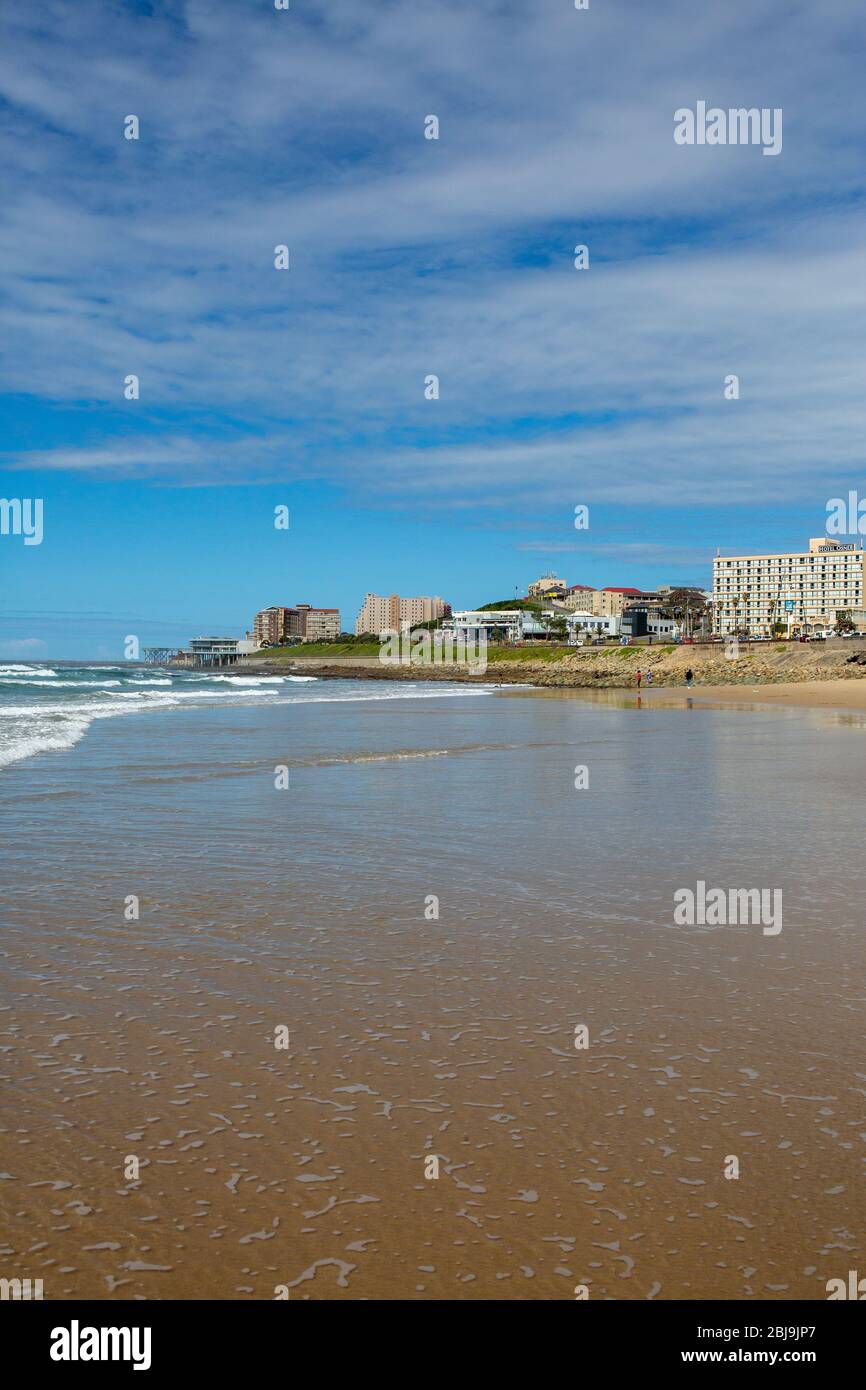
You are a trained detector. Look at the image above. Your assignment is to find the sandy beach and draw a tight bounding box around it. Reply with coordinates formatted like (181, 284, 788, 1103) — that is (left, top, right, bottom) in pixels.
(2, 676, 864, 1300)
(520, 679, 866, 715)
(670, 680, 866, 712)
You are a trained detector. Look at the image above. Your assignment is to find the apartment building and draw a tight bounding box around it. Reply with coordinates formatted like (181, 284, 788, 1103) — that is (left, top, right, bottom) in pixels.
(558, 584, 597, 611)
(590, 586, 661, 618)
(254, 604, 341, 644)
(300, 605, 341, 642)
(712, 537, 866, 635)
(355, 592, 447, 636)
(253, 606, 292, 646)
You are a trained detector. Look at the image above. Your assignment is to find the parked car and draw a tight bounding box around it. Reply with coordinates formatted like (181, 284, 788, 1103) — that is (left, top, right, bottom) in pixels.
(807, 633, 827, 641)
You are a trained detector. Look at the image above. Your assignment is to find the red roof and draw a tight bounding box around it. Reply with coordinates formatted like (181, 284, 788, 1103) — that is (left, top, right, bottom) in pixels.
(603, 586, 643, 594)
(567, 584, 594, 592)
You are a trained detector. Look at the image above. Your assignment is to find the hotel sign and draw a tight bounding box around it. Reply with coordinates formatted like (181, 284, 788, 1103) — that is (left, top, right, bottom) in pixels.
(818, 543, 857, 552)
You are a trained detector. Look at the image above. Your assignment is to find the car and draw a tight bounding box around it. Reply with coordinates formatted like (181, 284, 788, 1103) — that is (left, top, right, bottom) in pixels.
(842, 631, 856, 638)
(807, 633, 827, 641)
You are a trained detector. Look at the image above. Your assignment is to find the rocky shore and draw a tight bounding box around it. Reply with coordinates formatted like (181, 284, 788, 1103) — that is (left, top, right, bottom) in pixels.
(230, 641, 866, 689)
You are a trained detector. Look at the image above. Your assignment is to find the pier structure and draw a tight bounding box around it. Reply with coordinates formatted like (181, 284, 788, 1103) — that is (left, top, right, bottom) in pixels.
(141, 647, 180, 665)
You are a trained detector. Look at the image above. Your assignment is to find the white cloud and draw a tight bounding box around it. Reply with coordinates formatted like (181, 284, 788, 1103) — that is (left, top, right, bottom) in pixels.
(1, 0, 865, 514)
(0, 636, 47, 656)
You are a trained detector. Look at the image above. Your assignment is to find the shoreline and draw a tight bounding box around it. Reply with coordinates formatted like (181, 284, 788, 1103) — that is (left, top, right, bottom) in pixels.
(223, 652, 866, 713)
(499, 681, 866, 714)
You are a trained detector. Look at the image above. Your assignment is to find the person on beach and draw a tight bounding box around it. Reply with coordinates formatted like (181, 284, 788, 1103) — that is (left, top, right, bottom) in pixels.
(645, 670, 654, 686)
(686, 667, 694, 687)
(636, 668, 642, 689)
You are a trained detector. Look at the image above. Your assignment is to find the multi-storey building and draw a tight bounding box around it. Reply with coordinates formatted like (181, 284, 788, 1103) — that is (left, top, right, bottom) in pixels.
(589, 586, 661, 618)
(558, 584, 597, 611)
(712, 537, 866, 636)
(527, 574, 567, 598)
(300, 606, 341, 642)
(254, 606, 293, 646)
(254, 604, 341, 645)
(354, 593, 447, 636)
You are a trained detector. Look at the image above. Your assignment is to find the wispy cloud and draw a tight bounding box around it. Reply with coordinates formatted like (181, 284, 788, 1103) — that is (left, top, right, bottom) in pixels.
(2, 0, 865, 517)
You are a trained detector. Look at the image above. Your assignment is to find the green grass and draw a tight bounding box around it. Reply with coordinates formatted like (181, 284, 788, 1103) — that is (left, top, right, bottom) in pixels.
(248, 642, 383, 660)
(476, 598, 544, 613)
(487, 644, 569, 663)
(612, 646, 642, 658)
(248, 640, 578, 665)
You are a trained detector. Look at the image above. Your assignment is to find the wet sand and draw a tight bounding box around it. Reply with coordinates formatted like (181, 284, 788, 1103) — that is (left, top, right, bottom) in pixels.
(1, 687, 863, 1300)
(503, 679, 866, 716)
(655, 680, 866, 713)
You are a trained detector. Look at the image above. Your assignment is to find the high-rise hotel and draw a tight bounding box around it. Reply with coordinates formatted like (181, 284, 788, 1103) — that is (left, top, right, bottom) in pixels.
(713, 537, 865, 636)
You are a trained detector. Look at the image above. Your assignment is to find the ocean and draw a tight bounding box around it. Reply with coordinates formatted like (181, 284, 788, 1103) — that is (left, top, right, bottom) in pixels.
(0, 664, 864, 1299)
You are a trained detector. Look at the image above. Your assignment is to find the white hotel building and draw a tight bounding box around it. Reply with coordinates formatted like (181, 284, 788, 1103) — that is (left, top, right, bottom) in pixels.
(713, 537, 866, 636)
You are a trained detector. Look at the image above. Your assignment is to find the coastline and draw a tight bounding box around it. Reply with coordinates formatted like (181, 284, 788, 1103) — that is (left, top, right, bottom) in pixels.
(224, 644, 866, 712)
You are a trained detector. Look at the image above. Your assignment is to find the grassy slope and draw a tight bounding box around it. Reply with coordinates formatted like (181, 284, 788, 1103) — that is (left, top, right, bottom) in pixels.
(246, 641, 573, 663)
(247, 642, 382, 660)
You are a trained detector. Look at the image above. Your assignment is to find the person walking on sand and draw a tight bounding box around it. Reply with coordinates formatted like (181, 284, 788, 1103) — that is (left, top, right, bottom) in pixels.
(645, 670, 654, 686)
(686, 667, 694, 688)
(636, 668, 642, 690)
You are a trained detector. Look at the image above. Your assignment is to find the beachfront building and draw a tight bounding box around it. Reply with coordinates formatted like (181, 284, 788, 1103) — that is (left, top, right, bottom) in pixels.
(444, 609, 525, 642)
(354, 593, 447, 636)
(254, 606, 293, 646)
(590, 586, 662, 618)
(620, 608, 680, 640)
(298, 605, 341, 641)
(254, 604, 341, 645)
(566, 610, 618, 641)
(712, 537, 866, 636)
(186, 636, 256, 667)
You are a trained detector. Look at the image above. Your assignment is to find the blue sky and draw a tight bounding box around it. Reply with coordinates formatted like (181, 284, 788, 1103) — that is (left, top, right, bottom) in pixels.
(1, 0, 865, 657)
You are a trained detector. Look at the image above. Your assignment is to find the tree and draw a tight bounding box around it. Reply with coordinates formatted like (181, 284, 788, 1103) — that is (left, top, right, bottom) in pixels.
(835, 609, 855, 634)
(767, 597, 777, 636)
(661, 587, 708, 616)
